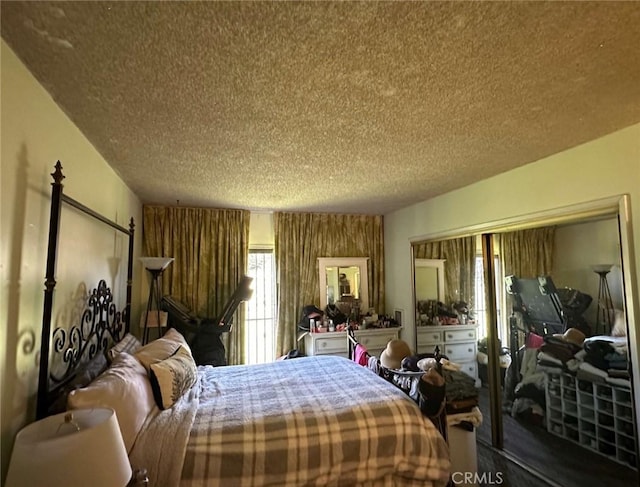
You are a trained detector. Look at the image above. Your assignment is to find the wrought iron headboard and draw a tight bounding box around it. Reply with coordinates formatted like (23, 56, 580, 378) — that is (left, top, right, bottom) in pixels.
(36, 161, 135, 419)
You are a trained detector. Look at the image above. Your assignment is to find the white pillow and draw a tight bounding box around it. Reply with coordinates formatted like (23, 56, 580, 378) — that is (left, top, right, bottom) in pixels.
(149, 345, 197, 410)
(67, 352, 155, 453)
(134, 327, 190, 372)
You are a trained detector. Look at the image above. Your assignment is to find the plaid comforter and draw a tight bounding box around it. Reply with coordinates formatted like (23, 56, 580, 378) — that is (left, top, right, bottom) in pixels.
(179, 355, 450, 487)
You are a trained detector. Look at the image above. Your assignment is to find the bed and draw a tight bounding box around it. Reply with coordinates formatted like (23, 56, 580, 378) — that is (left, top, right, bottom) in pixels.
(36, 163, 451, 487)
(130, 352, 450, 486)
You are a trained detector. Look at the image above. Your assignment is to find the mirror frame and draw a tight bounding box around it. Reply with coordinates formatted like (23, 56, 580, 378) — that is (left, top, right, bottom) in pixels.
(318, 257, 369, 312)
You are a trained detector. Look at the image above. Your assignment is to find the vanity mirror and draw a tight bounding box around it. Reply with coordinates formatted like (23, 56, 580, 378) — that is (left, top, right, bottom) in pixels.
(318, 257, 369, 315)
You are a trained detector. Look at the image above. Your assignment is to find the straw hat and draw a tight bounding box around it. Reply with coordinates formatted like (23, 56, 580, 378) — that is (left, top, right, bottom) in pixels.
(552, 328, 586, 347)
(380, 339, 412, 370)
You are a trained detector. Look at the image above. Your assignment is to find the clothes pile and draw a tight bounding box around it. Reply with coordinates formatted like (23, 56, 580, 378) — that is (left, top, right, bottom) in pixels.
(577, 335, 630, 387)
(441, 363, 483, 431)
(537, 327, 586, 374)
(506, 338, 547, 421)
(535, 321, 631, 388)
(442, 364, 479, 414)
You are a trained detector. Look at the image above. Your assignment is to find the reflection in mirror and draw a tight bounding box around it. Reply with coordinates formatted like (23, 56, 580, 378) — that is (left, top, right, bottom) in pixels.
(318, 257, 369, 315)
(413, 209, 638, 485)
(326, 265, 360, 304)
(414, 259, 445, 326)
(413, 236, 477, 323)
(409, 199, 639, 487)
(411, 237, 479, 384)
(492, 217, 637, 485)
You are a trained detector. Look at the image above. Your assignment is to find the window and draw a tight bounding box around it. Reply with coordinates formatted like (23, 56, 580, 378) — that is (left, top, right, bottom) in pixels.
(244, 249, 277, 364)
(474, 255, 503, 341)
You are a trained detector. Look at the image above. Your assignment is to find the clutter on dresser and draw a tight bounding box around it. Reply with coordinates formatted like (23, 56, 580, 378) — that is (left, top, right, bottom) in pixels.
(416, 299, 476, 326)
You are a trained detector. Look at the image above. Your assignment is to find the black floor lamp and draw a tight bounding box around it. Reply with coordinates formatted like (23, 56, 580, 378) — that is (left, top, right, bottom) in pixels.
(592, 264, 614, 336)
(140, 257, 174, 344)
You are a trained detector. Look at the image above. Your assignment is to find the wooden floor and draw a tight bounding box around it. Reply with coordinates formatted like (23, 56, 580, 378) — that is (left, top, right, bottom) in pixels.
(476, 386, 639, 487)
(477, 440, 557, 487)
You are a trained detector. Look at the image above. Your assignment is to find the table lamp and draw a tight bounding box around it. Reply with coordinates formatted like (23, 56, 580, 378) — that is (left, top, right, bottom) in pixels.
(5, 408, 132, 487)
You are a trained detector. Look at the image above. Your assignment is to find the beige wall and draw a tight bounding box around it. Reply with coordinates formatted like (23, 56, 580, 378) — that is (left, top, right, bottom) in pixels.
(385, 124, 640, 350)
(1, 40, 143, 481)
(249, 211, 275, 248)
(553, 218, 625, 327)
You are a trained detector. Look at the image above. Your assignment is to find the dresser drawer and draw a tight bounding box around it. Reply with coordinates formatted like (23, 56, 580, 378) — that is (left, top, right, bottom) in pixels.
(444, 328, 477, 343)
(417, 329, 443, 346)
(459, 361, 478, 379)
(355, 332, 396, 350)
(443, 343, 476, 361)
(314, 336, 346, 354)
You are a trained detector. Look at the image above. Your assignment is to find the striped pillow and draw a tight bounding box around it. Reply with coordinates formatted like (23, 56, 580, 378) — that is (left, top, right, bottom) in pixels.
(108, 333, 142, 362)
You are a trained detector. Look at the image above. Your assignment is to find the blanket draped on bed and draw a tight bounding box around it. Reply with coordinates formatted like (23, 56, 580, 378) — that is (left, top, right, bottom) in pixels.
(134, 355, 450, 487)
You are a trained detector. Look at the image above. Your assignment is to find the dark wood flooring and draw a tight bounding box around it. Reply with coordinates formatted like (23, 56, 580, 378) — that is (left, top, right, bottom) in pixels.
(476, 386, 639, 487)
(477, 440, 557, 487)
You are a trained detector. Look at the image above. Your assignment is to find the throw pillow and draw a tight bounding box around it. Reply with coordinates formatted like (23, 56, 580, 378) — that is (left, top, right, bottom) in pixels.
(67, 352, 155, 453)
(149, 345, 197, 410)
(134, 328, 190, 372)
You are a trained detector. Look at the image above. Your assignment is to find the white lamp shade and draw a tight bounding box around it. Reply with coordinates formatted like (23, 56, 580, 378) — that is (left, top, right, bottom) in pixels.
(140, 256, 174, 271)
(6, 408, 132, 487)
(591, 264, 613, 273)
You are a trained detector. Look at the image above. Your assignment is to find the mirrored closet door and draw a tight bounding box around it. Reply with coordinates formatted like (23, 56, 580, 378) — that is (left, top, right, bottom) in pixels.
(411, 196, 639, 487)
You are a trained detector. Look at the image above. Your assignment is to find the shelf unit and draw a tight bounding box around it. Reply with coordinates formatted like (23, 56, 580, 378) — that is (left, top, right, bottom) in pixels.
(545, 371, 637, 469)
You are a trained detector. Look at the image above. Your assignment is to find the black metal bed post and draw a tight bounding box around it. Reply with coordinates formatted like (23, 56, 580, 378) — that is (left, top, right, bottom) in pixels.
(125, 218, 135, 334)
(36, 162, 64, 420)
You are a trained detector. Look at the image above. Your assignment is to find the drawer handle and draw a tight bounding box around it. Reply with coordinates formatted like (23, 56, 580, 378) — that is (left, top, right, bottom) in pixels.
(468, 333, 474, 338)
(447, 334, 452, 339)
(321, 342, 326, 348)
(468, 348, 473, 353)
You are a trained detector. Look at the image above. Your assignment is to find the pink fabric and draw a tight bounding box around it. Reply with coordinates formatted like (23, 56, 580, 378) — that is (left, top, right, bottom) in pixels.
(354, 344, 369, 366)
(526, 333, 544, 349)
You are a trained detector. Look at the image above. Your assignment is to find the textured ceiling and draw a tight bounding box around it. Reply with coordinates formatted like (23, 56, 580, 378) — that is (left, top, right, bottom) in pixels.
(2, 1, 640, 215)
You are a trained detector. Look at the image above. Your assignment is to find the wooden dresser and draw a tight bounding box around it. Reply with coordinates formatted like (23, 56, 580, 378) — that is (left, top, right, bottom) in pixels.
(304, 327, 402, 359)
(416, 324, 478, 383)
